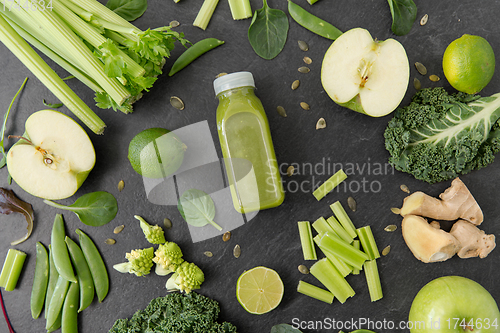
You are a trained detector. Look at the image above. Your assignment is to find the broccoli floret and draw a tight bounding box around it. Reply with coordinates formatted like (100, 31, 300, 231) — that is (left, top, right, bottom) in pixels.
(113, 247, 155, 277)
(166, 261, 204, 294)
(153, 241, 184, 276)
(135, 215, 166, 244)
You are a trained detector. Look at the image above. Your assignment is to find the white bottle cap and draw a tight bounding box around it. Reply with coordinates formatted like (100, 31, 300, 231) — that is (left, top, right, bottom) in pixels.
(213, 71, 255, 96)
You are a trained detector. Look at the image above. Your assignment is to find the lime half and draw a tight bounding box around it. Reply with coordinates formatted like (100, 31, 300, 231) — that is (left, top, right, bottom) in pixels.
(236, 266, 284, 314)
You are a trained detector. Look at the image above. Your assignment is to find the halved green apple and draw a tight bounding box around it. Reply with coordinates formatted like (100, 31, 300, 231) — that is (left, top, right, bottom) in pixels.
(7, 110, 95, 200)
(321, 27, 410, 117)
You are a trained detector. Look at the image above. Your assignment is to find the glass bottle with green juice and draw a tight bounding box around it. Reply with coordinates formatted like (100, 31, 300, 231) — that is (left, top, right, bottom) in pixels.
(214, 72, 285, 213)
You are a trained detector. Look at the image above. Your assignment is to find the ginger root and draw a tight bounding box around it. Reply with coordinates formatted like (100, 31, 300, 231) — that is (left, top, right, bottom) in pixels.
(450, 220, 496, 259)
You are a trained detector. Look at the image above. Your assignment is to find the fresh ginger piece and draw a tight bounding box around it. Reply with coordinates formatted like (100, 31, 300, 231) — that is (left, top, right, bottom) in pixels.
(450, 220, 496, 259)
(400, 178, 483, 225)
(402, 215, 460, 263)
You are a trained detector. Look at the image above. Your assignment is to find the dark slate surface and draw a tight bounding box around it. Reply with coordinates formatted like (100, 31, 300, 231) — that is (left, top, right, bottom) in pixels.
(1, 1, 500, 332)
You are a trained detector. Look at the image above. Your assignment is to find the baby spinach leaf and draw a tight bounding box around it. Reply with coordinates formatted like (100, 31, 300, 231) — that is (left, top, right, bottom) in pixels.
(44, 191, 118, 227)
(178, 189, 222, 231)
(248, 0, 289, 60)
(271, 324, 303, 333)
(387, 0, 417, 36)
(105, 0, 147, 22)
(0, 188, 34, 245)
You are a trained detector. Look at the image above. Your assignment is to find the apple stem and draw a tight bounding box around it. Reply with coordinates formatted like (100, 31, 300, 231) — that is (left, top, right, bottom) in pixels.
(7, 135, 33, 145)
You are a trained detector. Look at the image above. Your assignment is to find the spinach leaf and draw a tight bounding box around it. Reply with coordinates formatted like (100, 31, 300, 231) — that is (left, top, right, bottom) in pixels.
(42, 99, 63, 108)
(105, 0, 147, 22)
(248, 0, 289, 60)
(0, 188, 34, 245)
(387, 0, 417, 36)
(178, 189, 222, 231)
(271, 324, 302, 333)
(44, 191, 118, 227)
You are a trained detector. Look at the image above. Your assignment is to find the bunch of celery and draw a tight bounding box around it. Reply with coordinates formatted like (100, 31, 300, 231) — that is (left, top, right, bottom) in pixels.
(0, 0, 187, 134)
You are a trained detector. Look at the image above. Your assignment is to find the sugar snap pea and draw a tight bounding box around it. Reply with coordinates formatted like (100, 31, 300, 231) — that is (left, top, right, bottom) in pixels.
(61, 282, 79, 333)
(66, 236, 95, 312)
(45, 245, 58, 319)
(45, 275, 70, 330)
(76, 229, 109, 302)
(168, 38, 225, 76)
(31, 242, 49, 319)
(51, 214, 77, 283)
(288, 1, 342, 40)
(47, 312, 61, 333)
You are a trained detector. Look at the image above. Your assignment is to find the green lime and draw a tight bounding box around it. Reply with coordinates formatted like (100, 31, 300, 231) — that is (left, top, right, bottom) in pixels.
(128, 128, 186, 179)
(442, 34, 495, 94)
(236, 266, 284, 314)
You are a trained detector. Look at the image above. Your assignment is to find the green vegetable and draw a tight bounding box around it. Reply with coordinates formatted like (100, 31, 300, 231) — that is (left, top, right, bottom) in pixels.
(169, 38, 225, 76)
(248, 0, 289, 60)
(45, 246, 58, 319)
(228, 0, 252, 20)
(0, 249, 26, 291)
(135, 215, 166, 244)
(297, 221, 317, 260)
(296, 280, 334, 304)
(0, 187, 34, 245)
(166, 261, 205, 294)
(65, 236, 95, 312)
(384, 87, 500, 183)
(113, 247, 155, 277)
(312, 169, 347, 201)
(44, 191, 118, 227)
(312, 217, 335, 236)
(178, 189, 223, 231)
(387, 0, 417, 36)
(193, 0, 219, 30)
(272, 323, 303, 333)
(45, 276, 70, 330)
(50, 214, 77, 283)
(31, 242, 49, 319)
(313, 234, 352, 277)
(326, 216, 353, 244)
(105, 0, 147, 21)
(363, 259, 383, 302)
(317, 232, 368, 270)
(153, 241, 184, 275)
(330, 201, 357, 238)
(357, 226, 380, 260)
(42, 99, 63, 109)
(108, 292, 237, 333)
(61, 282, 79, 333)
(287, 1, 342, 40)
(309, 257, 355, 304)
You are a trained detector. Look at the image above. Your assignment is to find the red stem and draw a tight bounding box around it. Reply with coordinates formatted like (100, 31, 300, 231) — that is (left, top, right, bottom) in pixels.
(0, 289, 15, 333)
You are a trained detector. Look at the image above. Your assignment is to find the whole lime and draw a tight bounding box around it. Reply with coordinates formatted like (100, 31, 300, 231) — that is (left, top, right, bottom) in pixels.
(128, 128, 186, 179)
(442, 34, 495, 94)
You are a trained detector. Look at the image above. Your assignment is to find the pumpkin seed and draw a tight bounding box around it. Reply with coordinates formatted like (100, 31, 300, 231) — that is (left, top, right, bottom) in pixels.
(298, 40, 309, 51)
(170, 96, 185, 110)
(113, 225, 125, 234)
(291, 80, 300, 90)
(233, 244, 241, 258)
(391, 207, 401, 215)
(303, 56, 312, 65)
(420, 14, 428, 26)
(215, 72, 227, 78)
(276, 106, 287, 117)
(300, 102, 310, 110)
(414, 78, 422, 90)
(105, 238, 116, 245)
(347, 196, 357, 212)
(170, 20, 180, 28)
(204, 251, 213, 257)
(298, 66, 310, 74)
(384, 224, 397, 232)
(415, 62, 427, 75)
(316, 118, 326, 129)
(117, 180, 125, 192)
(382, 245, 391, 256)
(429, 74, 440, 82)
(400, 184, 410, 193)
(298, 264, 309, 274)
(287, 165, 294, 177)
(223, 231, 231, 242)
(164, 218, 172, 229)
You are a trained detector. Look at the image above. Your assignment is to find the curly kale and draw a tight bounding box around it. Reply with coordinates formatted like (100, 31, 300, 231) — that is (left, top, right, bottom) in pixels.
(108, 292, 237, 333)
(384, 87, 500, 183)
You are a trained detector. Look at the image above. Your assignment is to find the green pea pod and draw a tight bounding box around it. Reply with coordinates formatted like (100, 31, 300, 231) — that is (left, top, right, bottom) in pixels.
(51, 214, 77, 283)
(168, 38, 225, 76)
(47, 312, 61, 332)
(65, 236, 95, 312)
(45, 245, 58, 319)
(45, 275, 70, 330)
(288, 0, 342, 40)
(61, 282, 79, 333)
(75, 229, 109, 302)
(31, 242, 49, 319)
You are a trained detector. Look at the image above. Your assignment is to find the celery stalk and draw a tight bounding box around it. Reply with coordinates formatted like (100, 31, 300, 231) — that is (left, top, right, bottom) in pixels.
(364, 259, 383, 302)
(312, 217, 335, 236)
(0, 249, 27, 291)
(330, 201, 357, 238)
(309, 258, 355, 303)
(326, 216, 353, 243)
(313, 235, 352, 277)
(298, 221, 317, 260)
(318, 232, 368, 270)
(297, 280, 334, 304)
(193, 0, 219, 30)
(228, 0, 252, 20)
(312, 169, 347, 201)
(351, 240, 361, 275)
(357, 226, 380, 260)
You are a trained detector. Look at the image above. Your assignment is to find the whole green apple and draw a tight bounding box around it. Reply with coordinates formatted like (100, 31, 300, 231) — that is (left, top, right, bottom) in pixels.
(409, 276, 500, 333)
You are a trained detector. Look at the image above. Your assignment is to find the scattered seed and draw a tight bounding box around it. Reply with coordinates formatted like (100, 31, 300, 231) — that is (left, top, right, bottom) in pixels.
(316, 118, 326, 129)
(105, 238, 116, 245)
(415, 62, 427, 75)
(391, 207, 401, 215)
(298, 40, 309, 51)
(420, 14, 428, 26)
(233, 244, 241, 258)
(291, 80, 300, 90)
(382, 245, 391, 256)
(400, 184, 410, 193)
(347, 196, 357, 212)
(204, 251, 213, 257)
(170, 96, 185, 110)
(287, 165, 295, 177)
(384, 224, 397, 232)
(276, 106, 287, 118)
(298, 264, 309, 274)
(215, 72, 227, 78)
(414, 78, 422, 91)
(223, 231, 231, 242)
(164, 218, 172, 229)
(113, 225, 125, 234)
(300, 102, 310, 110)
(303, 56, 312, 65)
(117, 180, 125, 192)
(170, 20, 180, 28)
(429, 74, 440, 82)
(298, 66, 310, 74)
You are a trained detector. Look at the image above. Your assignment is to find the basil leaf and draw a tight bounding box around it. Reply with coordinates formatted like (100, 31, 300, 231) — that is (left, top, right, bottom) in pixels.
(106, 0, 148, 22)
(178, 189, 222, 231)
(387, 0, 417, 36)
(248, 0, 289, 60)
(271, 324, 303, 333)
(42, 99, 63, 108)
(0, 188, 34, 245)
(44, 191, 118, 227)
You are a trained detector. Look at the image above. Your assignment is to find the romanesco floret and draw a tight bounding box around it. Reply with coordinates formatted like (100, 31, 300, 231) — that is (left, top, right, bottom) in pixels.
(153, 241, 184, 276)
(135, 215, 166, 244)
(113, 247, 155, 277)
(166, 262, 204, 294)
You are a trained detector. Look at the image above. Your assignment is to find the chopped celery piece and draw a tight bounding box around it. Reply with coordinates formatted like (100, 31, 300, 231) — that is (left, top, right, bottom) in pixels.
(312, 169, 347, 201)
(330, 201, 357, 238)
(193, 0, 220, 30)
(297, 280, 334, 304)
(326, 216, 353, 243)
(318, 232, 368, 270)
(0, 249, 27, 291)
(351, 240, 361, 275)
(314, 235, 352, 277)
(228, 0, 252, 20)
(357, 226, 380, 260)
(312, 217, 335, 235)
(298, 221, 317, 260)
(309, 258, 355, 303)
(364, 259, 383, 302)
